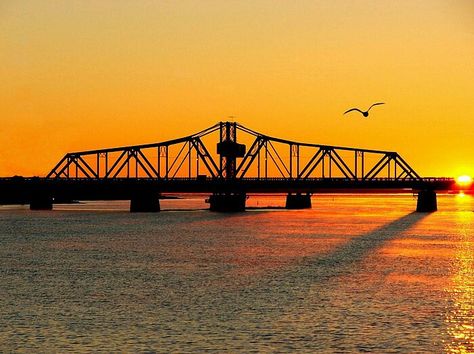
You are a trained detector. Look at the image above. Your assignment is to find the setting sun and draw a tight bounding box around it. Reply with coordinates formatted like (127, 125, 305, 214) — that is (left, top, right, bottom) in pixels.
(456, 175, 472, 187)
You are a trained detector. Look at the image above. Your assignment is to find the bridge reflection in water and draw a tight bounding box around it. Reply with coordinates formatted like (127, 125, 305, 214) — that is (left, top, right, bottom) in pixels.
(0, 122, 463, 212)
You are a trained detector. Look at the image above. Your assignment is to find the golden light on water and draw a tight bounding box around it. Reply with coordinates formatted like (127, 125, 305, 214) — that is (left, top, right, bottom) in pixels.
(444, 211, 474, 353)
(455, 192, 467, 201)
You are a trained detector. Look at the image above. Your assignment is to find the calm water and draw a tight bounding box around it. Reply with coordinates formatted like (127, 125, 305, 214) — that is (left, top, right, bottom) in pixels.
(0, 194, 473, 353)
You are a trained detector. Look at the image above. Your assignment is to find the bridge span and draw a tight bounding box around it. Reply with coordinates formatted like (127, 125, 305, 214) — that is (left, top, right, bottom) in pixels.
(0, 122, 464, 212)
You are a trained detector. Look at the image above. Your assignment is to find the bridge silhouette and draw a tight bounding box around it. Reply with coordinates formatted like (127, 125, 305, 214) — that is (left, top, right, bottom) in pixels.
(0, 121, 460, 212)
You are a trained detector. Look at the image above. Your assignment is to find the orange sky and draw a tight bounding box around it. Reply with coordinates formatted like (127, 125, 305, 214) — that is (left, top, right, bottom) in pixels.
(1, 1, 473, 177)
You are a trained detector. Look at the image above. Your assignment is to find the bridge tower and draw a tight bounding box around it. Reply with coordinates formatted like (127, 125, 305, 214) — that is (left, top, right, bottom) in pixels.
(217, 122, 246, 179)
(209, 122, 247, 211)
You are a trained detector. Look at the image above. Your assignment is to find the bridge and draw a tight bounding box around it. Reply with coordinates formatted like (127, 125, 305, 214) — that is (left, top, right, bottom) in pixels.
(0, 121, 462, 212)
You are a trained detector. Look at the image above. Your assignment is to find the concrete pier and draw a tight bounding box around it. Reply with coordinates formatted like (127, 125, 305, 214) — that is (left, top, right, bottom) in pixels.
(416, 190, 437, 212)
(208, 193, 246, 212)
(30, 191, 53, 210)
(285, 193, 312, 209)
(130, 191, 160, 212)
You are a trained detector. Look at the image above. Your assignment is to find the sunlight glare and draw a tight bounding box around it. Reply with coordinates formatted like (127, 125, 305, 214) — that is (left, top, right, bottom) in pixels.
(456, 175, 472, 187)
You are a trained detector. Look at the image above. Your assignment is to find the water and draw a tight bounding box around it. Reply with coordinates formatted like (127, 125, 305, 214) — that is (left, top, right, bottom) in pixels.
(0, 194, 473, 353)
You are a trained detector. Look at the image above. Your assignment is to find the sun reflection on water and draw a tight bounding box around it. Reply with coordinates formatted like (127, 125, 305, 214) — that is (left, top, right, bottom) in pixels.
(443, 209, 474, 353)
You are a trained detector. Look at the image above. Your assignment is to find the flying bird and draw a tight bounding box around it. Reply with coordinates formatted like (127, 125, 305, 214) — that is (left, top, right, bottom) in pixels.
(344, 102, 385, 117)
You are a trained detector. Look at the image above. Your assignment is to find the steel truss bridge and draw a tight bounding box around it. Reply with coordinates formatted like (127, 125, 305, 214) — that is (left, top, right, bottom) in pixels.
(0, 121, 460, 212)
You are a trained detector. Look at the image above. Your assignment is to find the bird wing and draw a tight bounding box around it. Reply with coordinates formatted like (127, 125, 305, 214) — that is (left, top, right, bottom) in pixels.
(343, 108, 364, 115)
(367, 102, 385, 111)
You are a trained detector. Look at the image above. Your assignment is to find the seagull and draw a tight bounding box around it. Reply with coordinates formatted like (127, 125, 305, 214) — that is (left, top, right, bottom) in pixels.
(344, 102, 385, 117)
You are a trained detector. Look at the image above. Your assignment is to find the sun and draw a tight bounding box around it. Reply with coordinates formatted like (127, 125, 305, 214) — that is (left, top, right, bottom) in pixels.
(456, 175, 472, 187)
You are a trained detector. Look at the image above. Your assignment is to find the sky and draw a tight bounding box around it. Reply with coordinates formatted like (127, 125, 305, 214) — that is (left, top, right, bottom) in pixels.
(1, 0, 473, 177)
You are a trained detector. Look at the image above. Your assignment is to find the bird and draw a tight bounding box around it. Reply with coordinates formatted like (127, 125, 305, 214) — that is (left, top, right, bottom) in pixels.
(344, 102, 385, 117)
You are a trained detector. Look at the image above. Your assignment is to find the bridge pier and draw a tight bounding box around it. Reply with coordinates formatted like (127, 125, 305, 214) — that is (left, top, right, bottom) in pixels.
(130, 191, 160, 212)
(285, 193, 312, 209)
(208, 193, 246, 212)
(416, 190, 437, 212)
(30, 191, 53, 210)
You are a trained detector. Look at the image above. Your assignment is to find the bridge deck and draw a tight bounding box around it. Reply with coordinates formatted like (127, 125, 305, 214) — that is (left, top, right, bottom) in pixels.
(0, 177, 460, 204)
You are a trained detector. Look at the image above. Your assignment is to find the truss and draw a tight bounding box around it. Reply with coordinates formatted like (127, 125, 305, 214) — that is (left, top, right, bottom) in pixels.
(47, 121, 421, 181)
